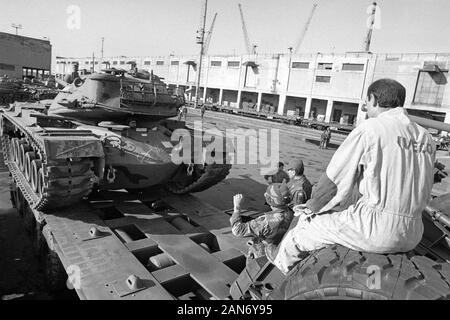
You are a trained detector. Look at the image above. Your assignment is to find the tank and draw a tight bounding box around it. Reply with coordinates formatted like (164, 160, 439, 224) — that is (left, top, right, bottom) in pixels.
(0, 76, 31, 104)
(1, 69, 231, 211)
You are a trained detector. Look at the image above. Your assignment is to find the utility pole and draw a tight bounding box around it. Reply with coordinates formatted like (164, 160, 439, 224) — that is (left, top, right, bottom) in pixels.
(11, 23, 22, 35)
(194, 0, 208, 109)
(282, 47, 294, 113)
(363, 2, 377, 52)
(92, 52, 95, 73)
(101, 37, 105, 61)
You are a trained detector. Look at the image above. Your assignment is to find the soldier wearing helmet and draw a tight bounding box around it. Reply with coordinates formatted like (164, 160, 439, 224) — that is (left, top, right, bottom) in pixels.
(286, 159, 312, 207)
(231, 183, 293, 260)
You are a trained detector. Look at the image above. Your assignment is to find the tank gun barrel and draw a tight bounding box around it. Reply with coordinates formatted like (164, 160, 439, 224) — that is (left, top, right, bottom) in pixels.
(424, 205, 450, 229)
(56, 77, 69, 88)
(409, 115, 450, 133)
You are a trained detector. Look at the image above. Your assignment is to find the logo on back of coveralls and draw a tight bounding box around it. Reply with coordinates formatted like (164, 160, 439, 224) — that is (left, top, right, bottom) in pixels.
(397, 137, 433, 154)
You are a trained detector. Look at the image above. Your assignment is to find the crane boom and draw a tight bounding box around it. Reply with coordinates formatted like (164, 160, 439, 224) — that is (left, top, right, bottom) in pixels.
(203, 12, 218, 55)
(238, 3, 252, 55)
(293, 3, 318, 54)
(194, 0, 208, 109)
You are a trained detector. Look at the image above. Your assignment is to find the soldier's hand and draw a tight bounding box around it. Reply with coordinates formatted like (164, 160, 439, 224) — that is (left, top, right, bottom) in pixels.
(233, 194, 243, 211)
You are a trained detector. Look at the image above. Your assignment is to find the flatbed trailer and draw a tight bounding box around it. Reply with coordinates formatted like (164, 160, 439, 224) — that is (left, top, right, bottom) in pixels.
(7, 176, 260, 300)
(197, 102, 354, 134)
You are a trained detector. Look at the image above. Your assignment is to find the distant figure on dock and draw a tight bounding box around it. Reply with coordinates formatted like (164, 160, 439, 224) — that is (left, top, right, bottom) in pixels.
(178, 105, 187, 122)
(200, 104, 206, 119)
(320, 127, 331, 149)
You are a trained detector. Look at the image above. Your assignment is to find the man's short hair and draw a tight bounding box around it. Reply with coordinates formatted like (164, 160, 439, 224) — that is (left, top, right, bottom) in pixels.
(278, 162, 284, 168)
(367, 78, 406, 108)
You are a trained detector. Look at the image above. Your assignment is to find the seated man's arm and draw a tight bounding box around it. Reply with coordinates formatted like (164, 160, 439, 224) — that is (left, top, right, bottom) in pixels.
(306, 125, 369, 214)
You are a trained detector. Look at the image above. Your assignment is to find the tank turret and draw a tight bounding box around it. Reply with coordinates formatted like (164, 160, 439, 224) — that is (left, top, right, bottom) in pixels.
(48, 69, 185, 123)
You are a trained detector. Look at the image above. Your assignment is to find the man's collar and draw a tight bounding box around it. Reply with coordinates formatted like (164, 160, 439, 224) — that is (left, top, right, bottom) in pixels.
(377, 107, 407, 119)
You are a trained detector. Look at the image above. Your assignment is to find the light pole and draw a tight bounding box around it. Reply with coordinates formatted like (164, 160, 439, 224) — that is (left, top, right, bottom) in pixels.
(11, 23, 22, 35)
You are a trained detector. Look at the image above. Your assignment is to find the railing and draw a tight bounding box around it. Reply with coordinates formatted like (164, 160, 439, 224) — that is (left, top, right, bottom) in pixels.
(119, 80, 156, 105)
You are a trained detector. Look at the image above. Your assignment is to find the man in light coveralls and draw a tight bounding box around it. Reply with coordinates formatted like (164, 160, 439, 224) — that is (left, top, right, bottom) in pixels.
(268, 78, 436, 274)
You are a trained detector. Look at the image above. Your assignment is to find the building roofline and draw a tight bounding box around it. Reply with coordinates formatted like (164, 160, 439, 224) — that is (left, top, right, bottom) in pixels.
(0, 31, 51, 44)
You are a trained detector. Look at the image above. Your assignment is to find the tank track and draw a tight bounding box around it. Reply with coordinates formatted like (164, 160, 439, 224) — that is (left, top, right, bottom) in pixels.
(1, 118, 96, 211)
(165, 162, 232, 194)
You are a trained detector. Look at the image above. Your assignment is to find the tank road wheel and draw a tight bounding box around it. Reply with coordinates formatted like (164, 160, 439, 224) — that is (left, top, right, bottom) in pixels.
(6, 137, 15, 160)
(267, 245, 450, 300)
(19, 143, 31, 171)
(24, 151, 36, 181)
(11, 138, 20, 163)
(12, 138, 26, 164)
(31, 159, 42, 193)
(36, 168, 45, 197)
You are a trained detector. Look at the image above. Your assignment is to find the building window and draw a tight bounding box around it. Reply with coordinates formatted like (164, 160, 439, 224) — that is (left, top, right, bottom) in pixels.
(112, 61, 118, 65)
(144, 61, 151, 65)
(342, 63, 365, 71)
(211, 61, 222, 67)
(414, 70, 448, 106)
(85, 61, 90, 65)
(170, 61, 179, 66)
(0, 63, 15, 71)
(94, 61, 98, 65)
(292, 62, 309, 69)
(317, 63, 333, 70)
(316, 75, 331, 83)
(156, 61, 164, 65)
(227, 61, 240, 67)
(120, 61, 125, 65)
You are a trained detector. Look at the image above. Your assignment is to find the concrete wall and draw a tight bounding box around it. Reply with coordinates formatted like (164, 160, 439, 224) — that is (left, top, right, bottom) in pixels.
(0, 32, 51, 79)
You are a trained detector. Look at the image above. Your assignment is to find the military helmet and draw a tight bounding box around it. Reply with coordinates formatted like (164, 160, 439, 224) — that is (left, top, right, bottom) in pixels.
(264, 183, 291, 208)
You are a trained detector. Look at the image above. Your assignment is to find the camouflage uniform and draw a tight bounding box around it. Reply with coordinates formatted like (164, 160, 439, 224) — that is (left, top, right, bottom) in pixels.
(287, 175, 312, 207)
(230, 208, 293, 259)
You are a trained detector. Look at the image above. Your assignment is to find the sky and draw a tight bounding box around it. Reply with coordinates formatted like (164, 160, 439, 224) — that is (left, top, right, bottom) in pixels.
(0, 0, 449, 59)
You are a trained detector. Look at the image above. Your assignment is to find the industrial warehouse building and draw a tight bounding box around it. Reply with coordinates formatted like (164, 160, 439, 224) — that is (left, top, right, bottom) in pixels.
(55, 52, 450, 127)
(0, 32, 52, 80)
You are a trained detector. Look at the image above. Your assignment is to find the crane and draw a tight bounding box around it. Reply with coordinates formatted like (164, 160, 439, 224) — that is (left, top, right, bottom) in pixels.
(194, 0, 208, 109)
(203, 12, 218, 55)
(293, 3, 318, 54)
(238, 3, 256, 55)
(363, 2, 377, 52)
